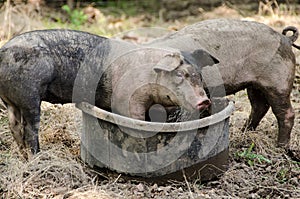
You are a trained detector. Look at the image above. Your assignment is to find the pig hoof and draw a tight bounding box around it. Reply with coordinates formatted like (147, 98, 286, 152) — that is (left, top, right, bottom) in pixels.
(19, 147, 34, 161)
(287, 148, 300, 162)
(277, 141, 289, 150)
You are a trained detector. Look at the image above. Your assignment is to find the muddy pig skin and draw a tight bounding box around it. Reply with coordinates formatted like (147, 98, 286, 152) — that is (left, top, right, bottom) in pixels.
(0, 29, 211, 158)
(148, 18, 298, 148)
(0, 29, 109, 158)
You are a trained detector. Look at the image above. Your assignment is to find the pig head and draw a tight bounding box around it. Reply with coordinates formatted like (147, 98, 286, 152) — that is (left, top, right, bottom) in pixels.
(110, 47, 213, 120)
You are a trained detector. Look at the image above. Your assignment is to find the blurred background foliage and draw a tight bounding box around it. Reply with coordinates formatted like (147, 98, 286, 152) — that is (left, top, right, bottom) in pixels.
(1, 0, 300, 40)
(1, 0, 300, 17)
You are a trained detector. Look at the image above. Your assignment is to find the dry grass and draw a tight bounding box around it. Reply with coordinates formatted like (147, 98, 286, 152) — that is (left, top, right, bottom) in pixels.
(1, 95, 299, 198)
(0, 3, 300, 199)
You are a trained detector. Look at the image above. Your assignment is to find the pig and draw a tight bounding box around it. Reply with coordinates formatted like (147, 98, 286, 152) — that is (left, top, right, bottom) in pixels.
(148, 18, 298, 148)
(0, 29, 212, 158)
(0, 29, 107, 158)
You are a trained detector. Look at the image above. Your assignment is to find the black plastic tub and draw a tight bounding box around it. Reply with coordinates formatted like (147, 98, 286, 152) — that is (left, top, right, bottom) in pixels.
(76, 98, 234, 182)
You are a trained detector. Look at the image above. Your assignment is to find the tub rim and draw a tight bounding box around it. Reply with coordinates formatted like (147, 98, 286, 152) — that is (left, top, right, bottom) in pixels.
(76, 100, 234, 133)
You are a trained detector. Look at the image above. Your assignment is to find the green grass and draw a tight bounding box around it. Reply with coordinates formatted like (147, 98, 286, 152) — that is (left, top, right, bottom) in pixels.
(275, 168, 289, 184)
(236, 142, 272, 166)
(62, 5, 88, 28)
(100, 0, 160, 17)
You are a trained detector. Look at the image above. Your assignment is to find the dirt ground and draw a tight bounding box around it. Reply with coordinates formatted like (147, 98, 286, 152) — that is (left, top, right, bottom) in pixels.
(0, 3, 300, 199)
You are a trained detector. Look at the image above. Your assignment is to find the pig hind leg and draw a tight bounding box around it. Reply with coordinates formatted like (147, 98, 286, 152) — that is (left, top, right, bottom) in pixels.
(245, 86, 295, 147)
(264, 57, 295, 148)
(4, 98, 41, 159)
(268, 93, 294, 148)
(6, 103, 28, 157)
(244, 87, 270, 131)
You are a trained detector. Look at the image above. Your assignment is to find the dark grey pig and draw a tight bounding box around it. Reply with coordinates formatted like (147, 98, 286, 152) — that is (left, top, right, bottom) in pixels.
(0, 29, 107, 158)
(0, 30, 211, 158)
(148, 18, 298, 148)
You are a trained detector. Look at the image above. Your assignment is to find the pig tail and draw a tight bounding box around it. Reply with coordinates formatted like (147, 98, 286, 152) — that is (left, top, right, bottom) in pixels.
(282, 26, 300, 50)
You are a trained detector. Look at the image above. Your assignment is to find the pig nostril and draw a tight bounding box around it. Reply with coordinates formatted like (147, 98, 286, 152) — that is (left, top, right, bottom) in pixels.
(203, 99, 211, 105)
(196, 99, 211, 110)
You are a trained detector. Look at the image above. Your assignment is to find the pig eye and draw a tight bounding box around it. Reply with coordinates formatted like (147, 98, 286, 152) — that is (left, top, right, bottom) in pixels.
(192, 73, 200, 79)
(176, 71, 184, 78)
(191, 73, 197, 79)
(191, 72, 202, 83)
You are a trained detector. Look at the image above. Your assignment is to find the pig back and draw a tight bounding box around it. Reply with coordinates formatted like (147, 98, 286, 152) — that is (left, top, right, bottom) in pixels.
(0, 29, 108, 104)
(150, 19, 286, 65)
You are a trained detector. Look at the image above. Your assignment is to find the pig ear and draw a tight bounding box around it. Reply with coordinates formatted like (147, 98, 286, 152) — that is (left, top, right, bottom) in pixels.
(153, 53, 182, 73)
(182, 49, 219, 68)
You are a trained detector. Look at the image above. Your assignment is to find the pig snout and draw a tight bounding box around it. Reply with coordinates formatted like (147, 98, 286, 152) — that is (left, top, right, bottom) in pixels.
(196, 98, 211, 110)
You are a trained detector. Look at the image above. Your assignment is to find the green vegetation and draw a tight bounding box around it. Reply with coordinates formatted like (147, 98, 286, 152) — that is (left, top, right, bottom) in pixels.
(100, 0, 159, 16)
(62, 5, 88, 28)
(275, 168, 289, 183)
(236, 142, 272, 166)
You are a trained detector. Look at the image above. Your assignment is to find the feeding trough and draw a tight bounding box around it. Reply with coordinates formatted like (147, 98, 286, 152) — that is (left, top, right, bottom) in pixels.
(76, 98, 234, 182)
